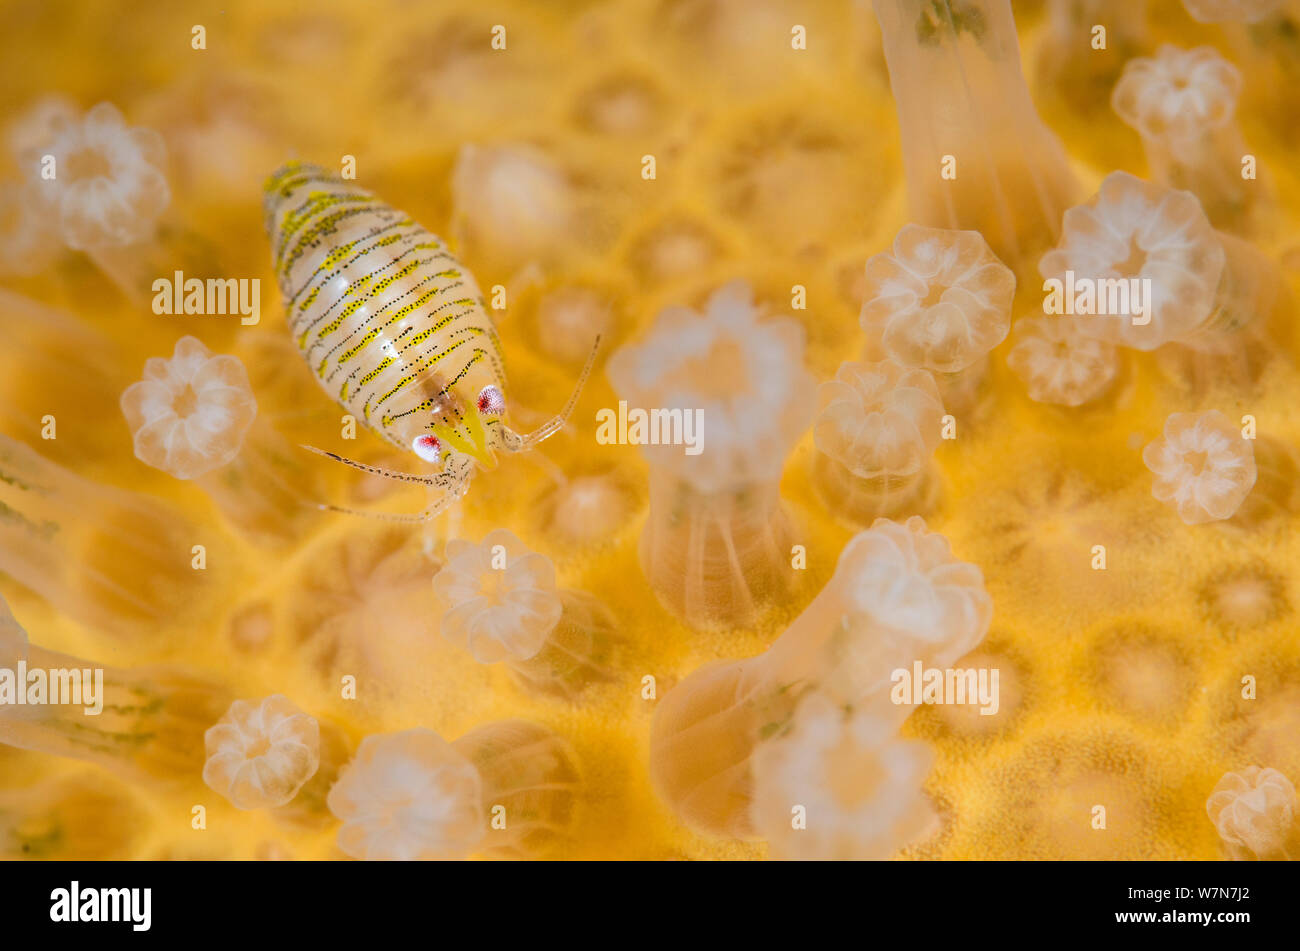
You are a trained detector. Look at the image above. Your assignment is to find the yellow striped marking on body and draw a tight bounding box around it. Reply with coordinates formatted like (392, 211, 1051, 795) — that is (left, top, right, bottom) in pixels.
(360, 357, 395, 386)
(317, 300, 368, 341)
(339, 328, 380, 364)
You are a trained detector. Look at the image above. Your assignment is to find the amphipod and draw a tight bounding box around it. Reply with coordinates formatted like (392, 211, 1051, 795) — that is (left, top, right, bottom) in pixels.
(262, 162, 597, 521)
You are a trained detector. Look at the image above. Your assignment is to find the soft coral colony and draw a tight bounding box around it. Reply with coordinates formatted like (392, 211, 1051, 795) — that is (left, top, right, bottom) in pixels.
(0, 0, 1297, 862)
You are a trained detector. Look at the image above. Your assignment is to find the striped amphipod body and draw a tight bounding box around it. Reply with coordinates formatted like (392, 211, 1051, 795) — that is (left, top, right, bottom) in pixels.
(262, 162, 597, 520)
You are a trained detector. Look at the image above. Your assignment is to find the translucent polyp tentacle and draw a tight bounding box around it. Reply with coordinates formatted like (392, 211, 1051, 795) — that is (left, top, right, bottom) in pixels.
(451, 720, 581, 860)
(647, 657, 767, 839)
(1230, 436, 1300, 528)
(0, 602, 228, 790)
(272, 718, 353, 829)
(649, 518, 991, 838)
(0, 290, 129, 466)
(325, 722, 580, 860)
(195, 418, 328, 545)
(0, 434, 221, 641)
(639, 469, 798, 630)
(0, 646, 231, 788)
(0, 180, 60, 278)
(1112, 45, 1255, 231)
(289, 522, 441, 687)
(1037, 0, 1150, 116)
(871, 0, 1082, 269)
(504, 590, 621, 700)
(1155, 230, 1286, 392)
(813, 453, 939, 523)
(926, 358, 988, 416)
(649, 571, 921, 838)
(1190, 231, 1282, 346)
(0, 769, 150, 860)
(606, 281, 816, 630)
(1215, 4, 1300, 157)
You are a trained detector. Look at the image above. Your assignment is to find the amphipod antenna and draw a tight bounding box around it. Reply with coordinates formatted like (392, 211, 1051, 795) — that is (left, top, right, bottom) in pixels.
(503, 335, 602, 453)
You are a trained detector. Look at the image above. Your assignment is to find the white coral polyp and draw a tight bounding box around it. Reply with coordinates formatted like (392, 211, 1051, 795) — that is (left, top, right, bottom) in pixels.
(860, 225, 1015, 373)
(432, 528, 563, 664)
(1112, 46, 1242, 145)
(120, 336, 258, 480)
(810, 517, 992, 706)
(30, 101, 169, 250)
(1181, 0, 1285, 22)
(1039, 172, 1225, 351)
(326, 729, 485, 861)
(842, 516, 992, 663)
(814, 361, 945, 479)
(606, 280, 816, 493)
(1006, 317, 1118, 407)
(202, 695, 320, 810)
(1142, 410, 1256, 525)
(1206, 766, 1296, 859)
(751, 690, 937, 860)
(451, 143, 573, 261)
(6, 95, 78, 160)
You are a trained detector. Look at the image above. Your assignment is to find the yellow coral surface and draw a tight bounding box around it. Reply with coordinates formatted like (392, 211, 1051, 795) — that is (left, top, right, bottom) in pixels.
(0, 0, 1298, 860)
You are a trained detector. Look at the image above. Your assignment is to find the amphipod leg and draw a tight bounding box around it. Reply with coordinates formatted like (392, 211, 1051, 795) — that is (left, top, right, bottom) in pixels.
(299, 444, 474, 521)
(314, 488, 467, 522)
(298, 445, 450, 486)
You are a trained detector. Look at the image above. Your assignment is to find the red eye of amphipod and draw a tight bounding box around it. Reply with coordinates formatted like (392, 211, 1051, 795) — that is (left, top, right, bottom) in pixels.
(477, 385, 505, 416)
(412, 434, 443, 464)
